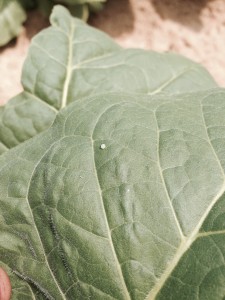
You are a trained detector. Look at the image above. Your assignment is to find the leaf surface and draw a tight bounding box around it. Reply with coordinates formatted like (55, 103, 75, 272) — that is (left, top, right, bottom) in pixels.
(0, 6, 217, 154)
(1, 90, 225, 299)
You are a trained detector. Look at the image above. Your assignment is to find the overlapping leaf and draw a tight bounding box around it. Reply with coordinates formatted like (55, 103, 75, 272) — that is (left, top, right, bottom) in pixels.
(53, 0, 106, 20)
(1, 90, 225, 299)
(0, 0, 107, 46)
(0, 6, 217, 155)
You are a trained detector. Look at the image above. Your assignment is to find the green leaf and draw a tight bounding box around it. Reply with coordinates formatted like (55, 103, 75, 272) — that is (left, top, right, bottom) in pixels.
(0, 0, 26, 46)
(0, 5, 217, 154)
(0, 92, 56, 154)
(53, 0, 106, 18)
(1, 90, 225, 299)
(53, 0, 106, 5)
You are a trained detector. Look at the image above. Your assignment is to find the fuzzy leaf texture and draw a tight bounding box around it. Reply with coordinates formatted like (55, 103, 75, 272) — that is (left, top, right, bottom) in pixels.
(0, 6, 217, 155)
(0, 0, 26, 46)
(1, 90, 225, 299)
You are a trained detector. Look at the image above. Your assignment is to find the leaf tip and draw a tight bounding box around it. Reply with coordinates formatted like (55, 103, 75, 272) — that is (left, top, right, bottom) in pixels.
(50, 5, 71, 27)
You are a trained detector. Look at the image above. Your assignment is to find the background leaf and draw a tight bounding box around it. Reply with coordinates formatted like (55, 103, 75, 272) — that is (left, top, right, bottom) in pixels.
(53, 0, 106, 20)
(0, 5, 217, 154)
(0, 0, 26, 46)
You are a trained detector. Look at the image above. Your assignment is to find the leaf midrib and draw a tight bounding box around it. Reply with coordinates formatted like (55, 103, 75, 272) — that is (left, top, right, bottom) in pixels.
(61, 20, 75, 109)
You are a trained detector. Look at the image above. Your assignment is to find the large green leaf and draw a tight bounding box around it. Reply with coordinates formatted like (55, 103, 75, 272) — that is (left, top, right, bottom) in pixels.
(0, 6, 217, 154)
(0, 0, 105, 47)
(1, 90, 225, 299)
(0, 0, 26, 46)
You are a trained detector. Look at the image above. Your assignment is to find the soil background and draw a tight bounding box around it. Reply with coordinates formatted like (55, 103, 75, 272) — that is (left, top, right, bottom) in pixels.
(0, 0, 225, 105)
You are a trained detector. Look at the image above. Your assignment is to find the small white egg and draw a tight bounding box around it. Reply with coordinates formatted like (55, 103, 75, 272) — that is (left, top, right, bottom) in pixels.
(100, 144, 106, 150)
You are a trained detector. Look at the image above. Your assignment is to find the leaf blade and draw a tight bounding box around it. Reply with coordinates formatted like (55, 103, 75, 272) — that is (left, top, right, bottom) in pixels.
(0, 6, 218, 154)
(1, 90, 225, 298)
(0, 0, 26, 46)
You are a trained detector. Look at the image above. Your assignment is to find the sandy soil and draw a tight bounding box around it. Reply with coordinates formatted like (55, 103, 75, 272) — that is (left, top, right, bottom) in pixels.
(0, 10, 49, 105)
(0, 0, 225, 105)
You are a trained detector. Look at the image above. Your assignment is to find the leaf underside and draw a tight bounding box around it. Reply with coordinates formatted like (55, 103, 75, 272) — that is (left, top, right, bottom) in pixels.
(0, 6, 217, 155)
(0, 90, 225, 299)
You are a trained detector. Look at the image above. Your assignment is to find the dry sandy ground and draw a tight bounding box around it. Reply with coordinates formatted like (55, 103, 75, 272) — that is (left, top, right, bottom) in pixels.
(0, 0, 225, 105)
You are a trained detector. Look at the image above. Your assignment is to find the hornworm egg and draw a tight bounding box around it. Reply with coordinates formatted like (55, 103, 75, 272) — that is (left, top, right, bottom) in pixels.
(100, 144, 106, 150)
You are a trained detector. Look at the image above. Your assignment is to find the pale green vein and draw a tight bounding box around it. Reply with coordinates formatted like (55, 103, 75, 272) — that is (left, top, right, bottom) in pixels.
(149, 67, 197, 95)
(72, 51, 117, 70)
(25, 91, 59, 113)
(61, 20, 75, 109)
(197, 230, 225, 238)
(154, 112, 184, 240)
